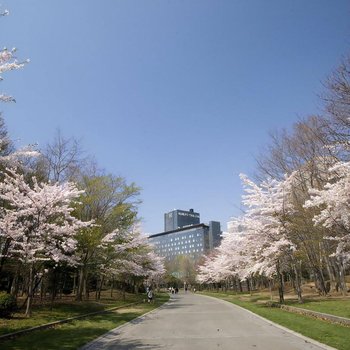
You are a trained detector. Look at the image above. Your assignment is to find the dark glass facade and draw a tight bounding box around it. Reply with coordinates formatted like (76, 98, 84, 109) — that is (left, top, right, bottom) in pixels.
(149, 220, 222, 261)
(164, 209, 200, 231)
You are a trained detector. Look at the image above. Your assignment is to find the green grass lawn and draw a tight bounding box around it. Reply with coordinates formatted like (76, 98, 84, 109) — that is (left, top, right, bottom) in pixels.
(0, 292, 144, 336)
(0, 293, 169, 350)
(286, 299, 350, 319)
(201, 291, 350, 350)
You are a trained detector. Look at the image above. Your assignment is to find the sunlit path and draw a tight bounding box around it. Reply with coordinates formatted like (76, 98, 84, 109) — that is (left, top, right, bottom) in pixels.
(81, 292, 332, 350)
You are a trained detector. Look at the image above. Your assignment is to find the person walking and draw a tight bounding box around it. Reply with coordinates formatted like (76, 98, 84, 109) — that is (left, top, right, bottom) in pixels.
(147, 288, 154, 303)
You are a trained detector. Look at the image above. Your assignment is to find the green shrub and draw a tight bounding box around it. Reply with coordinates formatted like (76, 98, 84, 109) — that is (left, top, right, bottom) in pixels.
(0, 292, 17, 318)
(62, 287, 73, 295)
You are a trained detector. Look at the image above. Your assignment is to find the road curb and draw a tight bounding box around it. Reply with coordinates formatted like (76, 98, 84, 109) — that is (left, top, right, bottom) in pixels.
(280, 304, 350, 327)
(199, 294, 337, 350)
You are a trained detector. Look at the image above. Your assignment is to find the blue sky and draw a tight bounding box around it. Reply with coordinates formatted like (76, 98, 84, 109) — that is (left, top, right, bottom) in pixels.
(1, 0, 349, 234)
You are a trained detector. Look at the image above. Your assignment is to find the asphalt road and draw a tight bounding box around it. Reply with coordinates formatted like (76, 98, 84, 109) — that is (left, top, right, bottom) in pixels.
(82, 292, 333, 350)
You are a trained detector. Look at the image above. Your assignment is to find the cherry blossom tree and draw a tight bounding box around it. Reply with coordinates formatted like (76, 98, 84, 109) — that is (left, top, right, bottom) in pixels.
(305, 161, 350, 294)
(198, 174, 298, 302)
(99, 228, 165, 298)
(198, 56, 350, 300)
(197, 254, 221, 285)
(145, 251, 166, 291)
(239, 174, 297, 302)
(0, 169, 91, 316)
(197, 218, 251, 288)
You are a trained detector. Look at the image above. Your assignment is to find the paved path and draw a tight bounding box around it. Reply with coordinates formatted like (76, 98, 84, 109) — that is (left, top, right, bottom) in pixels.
(82, 292, 333, 350)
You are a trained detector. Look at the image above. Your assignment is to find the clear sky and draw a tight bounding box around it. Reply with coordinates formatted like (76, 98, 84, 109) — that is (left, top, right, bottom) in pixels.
(1, 0, 349, 234)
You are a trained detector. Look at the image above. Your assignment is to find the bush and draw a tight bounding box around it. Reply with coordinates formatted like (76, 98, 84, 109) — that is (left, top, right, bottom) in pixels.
(0, 291, 17, 318)
(62, 287, 73, 295)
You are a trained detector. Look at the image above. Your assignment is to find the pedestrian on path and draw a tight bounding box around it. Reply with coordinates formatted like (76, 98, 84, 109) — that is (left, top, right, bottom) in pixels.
(147, 288, 154, 303)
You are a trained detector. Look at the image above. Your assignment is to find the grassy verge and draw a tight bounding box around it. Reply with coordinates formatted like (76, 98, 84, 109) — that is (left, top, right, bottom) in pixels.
(201, 291, 350, 350)
(286, 299, 350, 319)
(0, 292, 144, 336)
(0, 293, 169, 350)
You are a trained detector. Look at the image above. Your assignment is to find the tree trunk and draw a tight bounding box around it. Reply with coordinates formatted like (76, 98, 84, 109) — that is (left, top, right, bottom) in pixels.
(238, 280, 243, 293)
(110, 279, 114, 298)
(314, 268, 327, 295)
(122, 281, 126, 301)
(40, 278, 45, 303)
(85, 275, 89, 300)
(25, 263, 34, 317)
(338, 259, 347, 296)
(325, 255, 337, 292)
(269, 279, 273, 301)
(276, 261, 284, 304)
(73, 273, 77, 295)
(292, 262, 303, 303)
(97, 275, 105, 300)
(76, 266, 85, 301)
(247, 278, 252, 296)
(50, 269, 57, 310)
(10, 264, 21, 297)
(0, 238, 11, 276)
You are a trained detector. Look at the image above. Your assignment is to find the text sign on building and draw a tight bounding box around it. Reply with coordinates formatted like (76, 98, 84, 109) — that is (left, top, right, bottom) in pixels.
(178, 212, 199, 218)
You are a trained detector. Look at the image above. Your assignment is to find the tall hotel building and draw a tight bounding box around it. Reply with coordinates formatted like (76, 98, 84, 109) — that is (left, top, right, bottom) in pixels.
(148, 209, 222, 261)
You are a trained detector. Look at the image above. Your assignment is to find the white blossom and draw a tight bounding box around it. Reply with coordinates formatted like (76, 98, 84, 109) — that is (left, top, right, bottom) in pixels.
(305, 161, 350, 264)
(0, 169, 91, 265)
